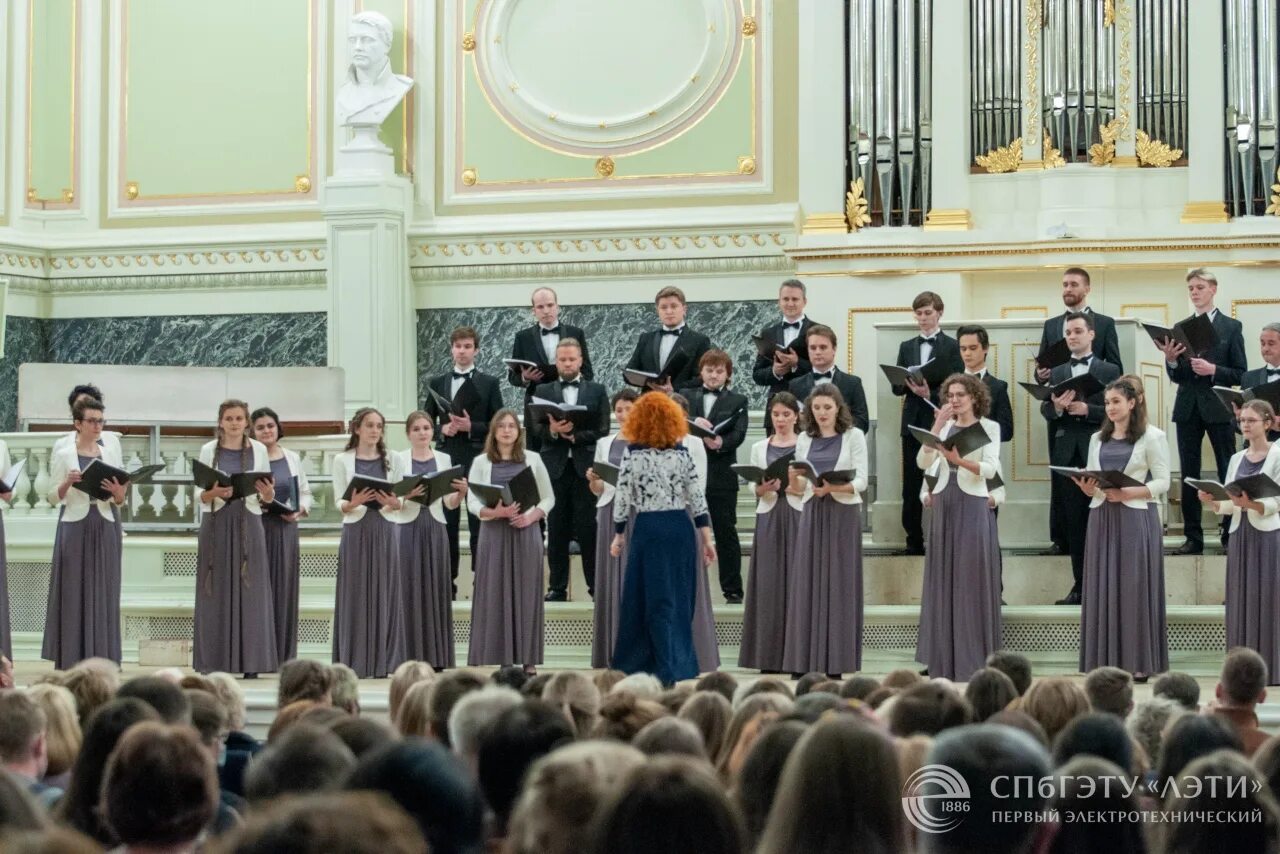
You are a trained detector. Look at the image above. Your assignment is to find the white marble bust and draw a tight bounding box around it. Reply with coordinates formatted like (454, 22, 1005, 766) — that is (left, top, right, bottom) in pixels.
(336, 11, 413, 129)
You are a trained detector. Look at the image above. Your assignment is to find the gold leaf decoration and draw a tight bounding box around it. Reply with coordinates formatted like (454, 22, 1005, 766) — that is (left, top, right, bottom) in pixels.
(1103, 0, 1115, 27)
(1043, 130, 1066, 168)
(1135, 130, 1182, 167)
(294, 175, 312, 193)
(976, 138, 1023, 174)
(462, 32, 476, 52)
(461, 167, 477, 186)
(742, 16, 757, 37)
(1088, 118, 1122, 166)
(737, 155, 757, 175)
(1266, 167, 1280, 216)
(845, 178, 871, 232)
(595, 157, 615, 178)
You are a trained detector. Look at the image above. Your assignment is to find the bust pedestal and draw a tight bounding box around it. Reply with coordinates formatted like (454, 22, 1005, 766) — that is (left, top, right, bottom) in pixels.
(322, 167, 416, 419)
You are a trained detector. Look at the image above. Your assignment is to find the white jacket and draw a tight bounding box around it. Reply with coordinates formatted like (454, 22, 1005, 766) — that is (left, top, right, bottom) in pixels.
(681, 436, 708, 493)
(53, 430, 123, 458)
(333, 449, 407, 524)
(593, 433, 625, 509)
(392, 448, 463, 525)
(749, 437, 804, 514)
(1211, 443, 1280, 533)
(794, 429, 869, 505)
(1085, 425, 1170, 510)
(466, 451, 555, 518)
(918, 418, 1002, 499)
(50, 439, 126, 522)
(199, 439, 271, 516)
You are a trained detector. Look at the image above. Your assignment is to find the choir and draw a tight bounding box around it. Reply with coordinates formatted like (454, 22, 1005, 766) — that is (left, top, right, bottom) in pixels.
(10, 270, 1280, 685)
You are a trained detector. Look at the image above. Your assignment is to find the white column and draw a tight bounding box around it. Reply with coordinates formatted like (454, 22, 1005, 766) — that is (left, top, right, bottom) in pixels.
(797, 2, 847, 235)
(323, 168, 417, 419)
(1181, 0, 1229, 222)
(924, 0, 972, 229)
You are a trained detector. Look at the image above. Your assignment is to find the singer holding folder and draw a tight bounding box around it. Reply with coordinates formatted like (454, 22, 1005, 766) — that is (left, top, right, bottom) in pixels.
(739, 392, 801, 672)
(193, 400, 279, 677)
(1199, 400, 1280, 680)
(251, 406, 313, 663)
(333, 407, 407, 679)
(588, 388, 640, 667)
(1073, 379, 1169, 680)
(778, 386, 868, 678)
(43, 398, 128, 669)
(395, 411, 467, 669)
(914, 375, 1003, 681)
(0, 437, 13, 659)
(466, 410, 555, 672)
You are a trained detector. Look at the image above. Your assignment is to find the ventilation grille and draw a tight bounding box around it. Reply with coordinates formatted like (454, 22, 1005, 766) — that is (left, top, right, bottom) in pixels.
(162, 552, 199, 577)
(8, 562, 51, 632)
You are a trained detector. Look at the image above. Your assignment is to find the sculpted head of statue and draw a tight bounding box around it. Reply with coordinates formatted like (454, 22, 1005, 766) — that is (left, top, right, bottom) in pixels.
(348, 11, 394, 76)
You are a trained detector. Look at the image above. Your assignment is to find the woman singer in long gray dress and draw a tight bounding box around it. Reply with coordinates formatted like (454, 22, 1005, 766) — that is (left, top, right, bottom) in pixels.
(589, 388, 639, 668)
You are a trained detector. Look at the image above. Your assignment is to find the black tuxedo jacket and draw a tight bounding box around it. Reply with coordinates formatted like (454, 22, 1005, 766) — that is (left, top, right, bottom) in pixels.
(893, 332, 965, 436)
(1166, 311, 1247, 425)
(787, 369, 870, 434)
(751, 317, 816, 396)
(507, 323, 593, 399)
(626, 327, 711, 389)
(1040, 358, 1121, 464)
(1038, 308, 1123, 373)
(979, 372, 1014, 443)
(1233, 369, 1280, 441)
(424, 369, 505, 459)
(676, 382, 750, 492)
(529, 378, 611, 479)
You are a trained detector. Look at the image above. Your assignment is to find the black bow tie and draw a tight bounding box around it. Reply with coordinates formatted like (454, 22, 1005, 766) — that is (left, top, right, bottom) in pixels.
(661, 328, 683, 337)
(1267, 368, 1280, 376)
(1071, 357, 1091, 367)
(540, 326, 561, 336)
(814, 370, 834, 380)
(703, 386, 724, 396)
(451, 371, 473, 380)
(782, 321, 801, 330)
(919, 336, 936, 345)
(560, 378, 580, 387)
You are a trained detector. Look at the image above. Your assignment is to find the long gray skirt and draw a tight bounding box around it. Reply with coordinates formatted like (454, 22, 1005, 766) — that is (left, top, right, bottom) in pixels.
(400, 511, 456, 669)
(917, 480, 1002, 681)
(42, 508, 123, 669)
(591, 502, 629, 668)
(1080, 502, 1168, 674)
(1225, 522, 1280, 682)
(692, 515, 721, 674)
(740, 501, 801, 671)
(262, 514, 300, 662)
(468, 519, 545, 666)
(0, 512, 9, 658)
(194, 503, 279, 674)
(781, 499, 863, 675)
(334, 511, 406, 678)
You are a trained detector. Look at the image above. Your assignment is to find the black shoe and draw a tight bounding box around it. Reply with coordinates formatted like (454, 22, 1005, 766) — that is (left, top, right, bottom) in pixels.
(1133, 673, 1149, 684)
(1173, 540, 1203, 556)
(903, 546, 926, 556)
(1000, 598, 1007, 606)
(1055, 590, 1081, 605)
(1048, 543, 1066, 556)
(724, 593, 744, 605)
(544, 590, 567, 602)
(919, 668, 929, 677)
(242, 673, 259, 680)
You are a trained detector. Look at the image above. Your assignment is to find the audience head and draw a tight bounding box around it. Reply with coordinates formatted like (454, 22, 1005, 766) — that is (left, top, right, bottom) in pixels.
(593, 691, 668, 743)
(206, 672, 248, 732)
(1161, 750, 1280, 854)
(329, 663, 361, 715)
(116, 675, 191, 724)
(542, 671, 602, 739)
(883, 668, 927, 691)
(633, 717, 707, 759)
(733, 677, 793, 709)
(1156, 713, 1244, 786)
(794, 672, 827, 697)
(841, 675, 881, 701)
(426, 670, 486, 748)
(185, 689, 228, 755)
(1049, 756, 1146, 854)
(329, 717, 397, 759)
(520, 673, 553, 699)
(278, 658, 335, 708)
(24, 683, 81, 780)
(896, 734, 935, 789)
(506, 741, 645, 854)
(964, 668, 1018, 722)
(1053, 711, 1134, 772)
(395, 680, 435, 738)
(244, 723, 356, 804)
(730, 720, 807, 848)
(213, 791, 428, 854)
(1085, 666, 1135, 718)
(920, 724, 1052, 854)
(757, 717, 908, 854)
(1153, 670, 1201, 711)
(347, 741, 485, 854)
(984, 710, 1049, 748)
(790, 692, 847, 722)
(1018, 677, 1090, 742)
(589, 756, 745, 854)
(1255, 735, 1280, 802)
(389, 661, 436, 723)
(60, 664, 118, 727)
(492, 664, 530, 693)
(889, 682, 974, 737)
(717, 693, 794, 779)
(1126, 696, 1184, 772)
(0, 690, 48, 779)
(476, 700, 576, 836)
(268, 700, 322, 742)
(1219, 647, 1269, 707)
(0, 771, 45, 834)
(101, 722, 218, 849)
(448, 685, 523, 772)
(678, 690, 733, 759)
(695, 671, 739, 704)
(985, 651, 1032, 695)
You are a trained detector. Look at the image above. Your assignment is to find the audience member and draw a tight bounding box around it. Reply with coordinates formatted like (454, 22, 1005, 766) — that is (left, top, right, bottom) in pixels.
(1084, 666, 1134, 718)
(678, 690, 733, 759)
(0, 690, 61, 808)
(330, 663, 362, 715)
(1211, 647, 1270, 756)
(840, 675, 881, 701)
(24, 683, 80, 790)
(591, 669, 626, 695)
(1154, 714, 1243, 789)
(277, 659, 334, 708)
(984, 710, 1050, 747)
(1048, 756, 1147, 854)
(659, 685, 694, 715)
(1160, 750, 1280, 854)
(1153, 671, 1201, 711)
(60, 664, 116, 727)
(542, 671, 602, 738)
(889, 682, 974, 737)
(395, 680, 434, 738)
(328, 717, 397, 759)
(695, 672, 739, 704)
(116, 676, 191, 724)
(794, 673, 827, 697)
(493, 664, 531, 693)
(594, 692, 669, 743)
(244, 723, 356, 805)
(267, 700, 322, 742)
(732, 678, 793, 709)
(1126, 696, 1184, 772)
(388, 661, 435, 723)
(206, 672, 259, 799)
(1052, 712, 1134, 772)
(882, 668, 926, 691)
(477, 700, 576, 840)
(448, 685, 523, 775)
(427, 670, 487, 747)
(730, 721, 807, 849)
(1018, 677, 1089, 742)
(985, 650, 1033, 696)
(210, 791, 428, 854)
(717, 694, 793, 780)
(611, 673, 664, 700)
(633, 717, 707, 759)
(0, 771, 45, 834)
(964, 668, 1018, 721)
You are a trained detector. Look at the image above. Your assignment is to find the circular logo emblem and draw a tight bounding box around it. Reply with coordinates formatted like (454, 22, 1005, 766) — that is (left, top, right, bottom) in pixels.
(901, 764, 971, 834)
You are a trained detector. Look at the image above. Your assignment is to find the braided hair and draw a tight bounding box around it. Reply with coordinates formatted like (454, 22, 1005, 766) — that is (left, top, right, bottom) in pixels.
(346, 407, 389, 475)
(216, 399, 252, 472)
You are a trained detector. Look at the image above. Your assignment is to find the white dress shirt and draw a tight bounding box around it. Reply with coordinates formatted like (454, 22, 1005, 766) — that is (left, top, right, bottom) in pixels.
(539, 324, 560, 363)
(560, 376, 580, 406)
(450, 364, 474, 397)
(1262, 362, 1280, 383)
(1070, 354, 1093, 378)
(659, 325, 684, 368)
(781, 316, 805, 348)
(918, 329, 938, 365)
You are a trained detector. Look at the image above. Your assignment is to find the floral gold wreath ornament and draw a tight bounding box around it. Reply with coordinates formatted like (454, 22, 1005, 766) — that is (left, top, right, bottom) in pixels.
(846, 178, 872, 232)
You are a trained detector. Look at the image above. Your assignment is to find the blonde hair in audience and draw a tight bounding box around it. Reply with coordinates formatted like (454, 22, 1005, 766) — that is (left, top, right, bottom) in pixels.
(388, 661, 435, 724)
(26, 683, 82, 778)
(1017, 677, 1091, 742)
(395, 679, 435, 738)
(716, 693, 794, 779)
(205, 673, 248, 732)
(542, 672, 601, 740)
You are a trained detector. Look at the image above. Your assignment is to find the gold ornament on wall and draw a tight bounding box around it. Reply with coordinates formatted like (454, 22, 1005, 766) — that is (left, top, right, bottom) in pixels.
(595, 156, 615, 178)
(1023, 0, 1041, 142)
(742, 16, 757, 37)
(1089, 119, 1121, 166)
(26, 188, 36, 203)
(294, 175, 312, 193)
(462, 32, 476, 52)
(1042, 130, 1066, 168)
(61, 189, 74, 204)
(737, 155, 757, 175)
(461, 167, 478, 186)
(976, 138, 1023, 174)
(1135, 130, 1182, 167)
(125, 182, 140, 200)
(1103, 0, 1115, 27)
(845, 177, 871, 232)
(1266, 168, 1280, 216)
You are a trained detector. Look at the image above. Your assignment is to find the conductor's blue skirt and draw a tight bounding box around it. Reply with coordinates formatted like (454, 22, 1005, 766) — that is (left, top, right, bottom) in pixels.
(612, 509, 698, 685)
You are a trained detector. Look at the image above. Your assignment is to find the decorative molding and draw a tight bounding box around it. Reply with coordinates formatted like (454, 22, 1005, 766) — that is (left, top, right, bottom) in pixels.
(999, 306, 1048, 319)
(411, 254, 794, 283)
(1267, 167, 1280, 216)
(1181, 201, 1230, 224)
(1023, 0, 1041, 143)
(922, 209, 974, 231)
(1135, 130, 1182, 167)
(1104, 0, 1115, 27)
(412, 231, 787, 261)
(594, 157, 615, 178)
(1042, 130, 1065, 169)
(788, 235, 1280, 264)
(845, 178, 871, 232)
(845, 306, 912, 374)
(1115, 0, 1132, 141)
(1119, 302, 1169, 325)
(800, 212, 849, 235)
(1088, 119, 1121, 166)
(45, 247, 326, 276)
(976, 138, 1023, 174)
(45, 270, 326, 295)
(1231, 298, 1280, 320)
